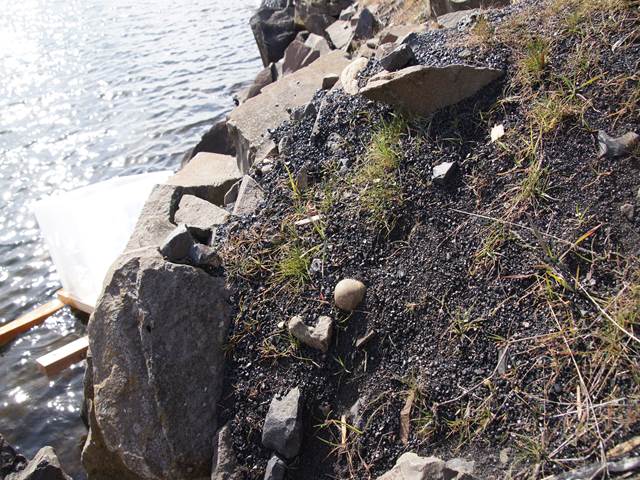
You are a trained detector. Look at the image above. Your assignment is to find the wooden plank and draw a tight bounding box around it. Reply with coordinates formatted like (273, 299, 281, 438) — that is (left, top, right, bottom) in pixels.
(56, 290, 95, 315)
(36, 336, 89, 377)
(0, 298, 66, 346)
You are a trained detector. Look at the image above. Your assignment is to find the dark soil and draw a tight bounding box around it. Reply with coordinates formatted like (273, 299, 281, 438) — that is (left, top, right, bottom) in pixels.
(217, 1, 640, 478)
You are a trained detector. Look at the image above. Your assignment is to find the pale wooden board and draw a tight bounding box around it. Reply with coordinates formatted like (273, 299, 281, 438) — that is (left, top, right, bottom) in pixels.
(36, 336, 89, 377)
(56, 290, 95, 315)
(0, 298, 66, 346)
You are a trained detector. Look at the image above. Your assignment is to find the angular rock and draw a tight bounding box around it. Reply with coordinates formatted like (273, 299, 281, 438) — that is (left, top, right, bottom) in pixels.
(159, 224, 194, 262)
(305, 33, 331, 55)
(224, 179, 242, 206)
(339, 3, 357, 20)
(432, 161, 460, 185)
(184, 119, 236, 166)
(334, 278, 366, 311)
(6, 447, 71, 480)
(1, 434, 27, 477)
(126, 183, 183, 251)
(361, 64, 503, 116)
(82, 247, 231, 480)
(326, 19, 354, 50)
(211, 424, 242, 480)
(379, 44, 415, 71)
(263, 455, 286, 480)
(167, 152, 243, 205)
(282, 40, 320, 75)
(232, 175, 265, 217)
(620, 203, 635, 221)
(377, 452, 478, 480)
(378, 24, 427, 44)
(352, 7, 377, 40)
(250, 0, 298, 67)
(295, 0, 352, 34)
(189, 243, 222, 269)
(288, 315, 333, 352)
(262, 388, 303, 459)
(597, 130, 639, 159)
(450, 0, 481, 11)
(228, 50, 350, 172)
(322, 73, 340, 89)
(436, 9, 481, 29)
(175, 194, 230, 230)
(246, 63, 279, 100)
(340, 57, 369, 95)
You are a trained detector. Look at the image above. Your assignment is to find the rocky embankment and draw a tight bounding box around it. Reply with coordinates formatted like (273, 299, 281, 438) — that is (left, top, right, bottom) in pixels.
(4, 0, 638, 479)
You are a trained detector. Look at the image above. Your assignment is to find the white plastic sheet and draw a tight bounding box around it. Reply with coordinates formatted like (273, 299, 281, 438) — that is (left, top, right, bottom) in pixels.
(32, 171, 172, 307)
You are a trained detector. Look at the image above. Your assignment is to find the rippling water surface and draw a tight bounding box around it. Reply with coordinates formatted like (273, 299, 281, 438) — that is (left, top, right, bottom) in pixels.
(0, 0, 260, 476)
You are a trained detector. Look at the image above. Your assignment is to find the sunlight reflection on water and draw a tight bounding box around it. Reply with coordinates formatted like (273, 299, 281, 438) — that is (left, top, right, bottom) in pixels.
(0, 0, 261, 476)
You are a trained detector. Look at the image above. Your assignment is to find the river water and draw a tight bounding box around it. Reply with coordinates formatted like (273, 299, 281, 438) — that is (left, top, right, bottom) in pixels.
(0, 0, 261, 476)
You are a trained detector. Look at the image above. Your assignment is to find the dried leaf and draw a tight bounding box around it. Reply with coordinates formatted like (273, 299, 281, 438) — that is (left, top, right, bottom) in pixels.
(608, 436, 640, 458)
(400, 389, 415, 445)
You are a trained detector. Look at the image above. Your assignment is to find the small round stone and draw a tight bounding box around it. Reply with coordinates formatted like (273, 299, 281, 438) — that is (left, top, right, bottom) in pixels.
(334, 278, 366, 311)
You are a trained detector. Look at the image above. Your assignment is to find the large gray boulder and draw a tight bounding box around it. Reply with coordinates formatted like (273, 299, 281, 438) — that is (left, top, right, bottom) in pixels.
(376, 453, 476, 480)
(82, 247, 231, 480)
(6, 447, 71, 480)
(294, 0, 352, 34)
(360, 64, 503, 116)
(250, 0, 298, 67)
(228, 50, 350, 172)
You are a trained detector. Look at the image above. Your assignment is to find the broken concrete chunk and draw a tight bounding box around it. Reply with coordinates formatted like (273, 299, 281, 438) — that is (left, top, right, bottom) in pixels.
(334, 278, 366, 311)
(175, 194, 230, 230)
(597, 130, 639, 158)
(232, 175, 265, 217)
(379, 44, 415, 72)
(262, 388, 303, 459)
(263, 455, 286, 480)
(361, 64, 503, 116)
(288, 315, 333, 352)
(340, 57, 369, 95)
(167, 152, 243, 205)
(432, 161, 460, 186)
